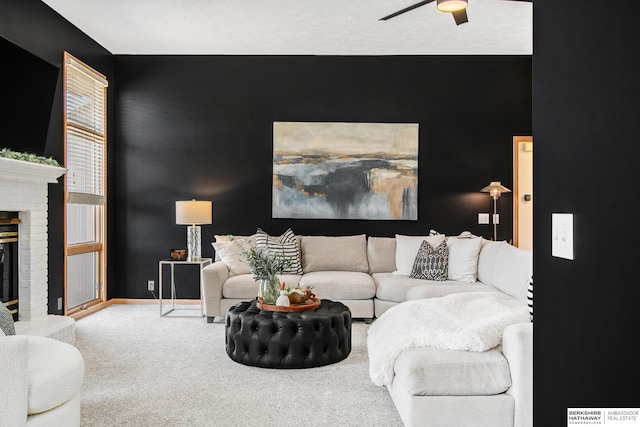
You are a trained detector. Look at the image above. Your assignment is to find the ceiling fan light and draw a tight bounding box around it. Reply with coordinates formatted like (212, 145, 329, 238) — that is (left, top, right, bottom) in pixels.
(437, 0, 468, 12)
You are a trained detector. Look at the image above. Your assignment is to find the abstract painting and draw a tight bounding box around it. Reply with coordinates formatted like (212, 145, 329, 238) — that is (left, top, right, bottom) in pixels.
(272, 122, 418, 220)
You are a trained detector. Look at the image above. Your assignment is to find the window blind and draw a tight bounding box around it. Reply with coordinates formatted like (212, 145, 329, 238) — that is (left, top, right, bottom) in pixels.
(65, 55, 107, 205)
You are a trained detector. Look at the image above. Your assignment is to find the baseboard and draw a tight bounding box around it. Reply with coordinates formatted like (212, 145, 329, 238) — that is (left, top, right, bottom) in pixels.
(68, 298, 202, 320)
(110, 298, 201, 305)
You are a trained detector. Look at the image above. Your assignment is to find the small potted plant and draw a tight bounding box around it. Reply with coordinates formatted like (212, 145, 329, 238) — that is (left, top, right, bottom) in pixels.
(237, 242, 292, 305)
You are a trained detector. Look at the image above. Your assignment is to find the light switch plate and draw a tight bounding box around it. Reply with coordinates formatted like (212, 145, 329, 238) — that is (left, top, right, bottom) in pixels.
(552, 213, 574, 260)
(478, 213, 490, 224)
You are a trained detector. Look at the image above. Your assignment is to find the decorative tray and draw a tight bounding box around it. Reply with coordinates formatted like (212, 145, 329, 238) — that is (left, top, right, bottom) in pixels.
(257, 297, 321, 312)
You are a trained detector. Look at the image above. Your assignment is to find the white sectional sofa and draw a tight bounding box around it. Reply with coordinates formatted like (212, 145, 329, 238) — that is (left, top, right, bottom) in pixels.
(202, 231, 531, 322)
(202, 230, 533, 427)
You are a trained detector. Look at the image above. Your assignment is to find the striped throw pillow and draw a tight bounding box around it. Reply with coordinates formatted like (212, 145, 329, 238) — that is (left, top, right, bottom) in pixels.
(255, 228, 303, 274)
(527, 276, 534, 322)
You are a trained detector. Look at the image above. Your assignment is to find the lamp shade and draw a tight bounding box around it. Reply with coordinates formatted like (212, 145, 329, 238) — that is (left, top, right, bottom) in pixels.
(480, 181, 511, 199)
(437, 0, 468, 12)
(175, 200, 212, 225)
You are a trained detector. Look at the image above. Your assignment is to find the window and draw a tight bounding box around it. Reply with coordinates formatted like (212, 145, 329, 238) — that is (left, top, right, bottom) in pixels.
(63, 52, 107, 313)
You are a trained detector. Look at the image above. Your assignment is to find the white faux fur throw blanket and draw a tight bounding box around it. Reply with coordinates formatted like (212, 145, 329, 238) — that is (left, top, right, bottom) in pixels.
(367, 292, 530, 387)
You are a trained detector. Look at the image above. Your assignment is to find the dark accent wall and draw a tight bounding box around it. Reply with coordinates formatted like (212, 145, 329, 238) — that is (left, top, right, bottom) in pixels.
(533, 1, 640, 424)
(113, 55, 532, 299)
(11, 0, 637, 423)
(1, 0, 114, 311)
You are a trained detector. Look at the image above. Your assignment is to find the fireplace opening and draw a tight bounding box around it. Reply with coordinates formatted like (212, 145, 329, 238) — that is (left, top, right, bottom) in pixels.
(0, 212, 19, 321)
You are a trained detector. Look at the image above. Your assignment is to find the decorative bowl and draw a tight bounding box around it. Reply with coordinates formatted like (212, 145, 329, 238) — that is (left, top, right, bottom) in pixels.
(288, 288, 313, 304)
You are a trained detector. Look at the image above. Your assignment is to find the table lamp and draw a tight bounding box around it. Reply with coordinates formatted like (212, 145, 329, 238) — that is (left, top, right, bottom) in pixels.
(176, 199, 212, 261)
(480, 181, 511, 241)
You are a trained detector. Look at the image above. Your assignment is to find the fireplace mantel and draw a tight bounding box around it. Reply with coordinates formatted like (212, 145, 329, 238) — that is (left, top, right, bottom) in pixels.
(0, 156, 66, 183)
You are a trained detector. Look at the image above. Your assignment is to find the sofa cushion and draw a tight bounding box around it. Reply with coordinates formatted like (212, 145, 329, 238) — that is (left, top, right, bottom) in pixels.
(410, 240, 448, 281)
(27, 335, 85, 414)
(393, 345, 511, 396)
(373, 273, 428, 303)
(301, 235, 369, 273)
(212, 235, 255, 277)
(373, 272, 510, 303)
(406, 283, 515, 301)
(477, 239, 503, 285)
(222, 274, 302, 299)
(255, 228, 303, 274)
(299, 271, 376, 300)
(367, 236, 396, 273)
(394, 234, 446, 276)
(477, 240, 532, 300)
(447, 233, 482, 283)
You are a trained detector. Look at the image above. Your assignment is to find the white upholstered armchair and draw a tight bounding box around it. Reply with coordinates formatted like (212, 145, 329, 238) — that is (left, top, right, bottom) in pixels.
(1, 312, 84, 426)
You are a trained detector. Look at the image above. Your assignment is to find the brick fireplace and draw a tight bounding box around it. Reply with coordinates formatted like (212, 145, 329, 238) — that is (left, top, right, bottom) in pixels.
(0, 157, 75, 343)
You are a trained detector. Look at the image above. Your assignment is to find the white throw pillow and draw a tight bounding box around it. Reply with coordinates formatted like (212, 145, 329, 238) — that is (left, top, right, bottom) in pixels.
(394, 234, 446, 276)
(211, 235, 253, 276)
(446, 232, 482, 283)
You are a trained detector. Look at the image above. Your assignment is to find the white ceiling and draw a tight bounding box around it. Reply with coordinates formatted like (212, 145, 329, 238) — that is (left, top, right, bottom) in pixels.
(41, 0, 532, 55)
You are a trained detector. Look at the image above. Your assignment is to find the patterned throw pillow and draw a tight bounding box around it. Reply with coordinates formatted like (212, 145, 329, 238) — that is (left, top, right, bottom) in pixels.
(527, 276, 534, 322)
(410, 240, 449, 281)
(255, 228, 303, 274)
(0, 302, 16, 336)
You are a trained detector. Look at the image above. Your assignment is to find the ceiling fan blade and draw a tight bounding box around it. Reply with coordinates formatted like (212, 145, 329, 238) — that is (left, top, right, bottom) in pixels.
(379, 0, 435, 21)
(452, 9, 469, 25)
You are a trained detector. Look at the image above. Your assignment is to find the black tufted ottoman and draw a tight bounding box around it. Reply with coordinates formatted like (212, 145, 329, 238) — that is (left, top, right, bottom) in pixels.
(225, 299, 352, 369)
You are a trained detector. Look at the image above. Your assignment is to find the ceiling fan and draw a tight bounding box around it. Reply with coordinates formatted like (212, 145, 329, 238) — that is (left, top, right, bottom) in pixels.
(380, 0, 530, 26)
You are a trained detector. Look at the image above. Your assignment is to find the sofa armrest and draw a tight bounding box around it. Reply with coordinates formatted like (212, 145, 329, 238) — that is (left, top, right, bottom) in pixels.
(503, 322, 533, 427)
(201, 261, 230, 319)
(1, 335, 29, 426)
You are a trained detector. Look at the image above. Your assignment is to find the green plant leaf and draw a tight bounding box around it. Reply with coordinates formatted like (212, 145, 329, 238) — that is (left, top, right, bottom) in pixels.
(0, 148, 60, 166)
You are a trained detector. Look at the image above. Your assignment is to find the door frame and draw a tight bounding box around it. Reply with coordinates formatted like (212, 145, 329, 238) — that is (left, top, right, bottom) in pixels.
(513, 135, 533, 248)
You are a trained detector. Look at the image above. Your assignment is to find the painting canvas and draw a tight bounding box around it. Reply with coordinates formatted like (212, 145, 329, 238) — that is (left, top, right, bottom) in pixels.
(272, 122, 418, 220)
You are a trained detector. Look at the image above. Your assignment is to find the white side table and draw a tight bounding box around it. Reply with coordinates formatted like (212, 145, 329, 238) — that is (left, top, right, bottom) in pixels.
(158, 258, 212, 318)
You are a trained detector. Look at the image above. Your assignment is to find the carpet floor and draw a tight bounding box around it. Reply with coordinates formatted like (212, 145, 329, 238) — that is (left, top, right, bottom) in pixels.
(74, 304, 404, 426)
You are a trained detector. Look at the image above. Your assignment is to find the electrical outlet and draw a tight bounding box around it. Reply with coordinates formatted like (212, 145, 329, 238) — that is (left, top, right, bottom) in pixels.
(147, 280, 155, 291)
(57, 297, 63, 311)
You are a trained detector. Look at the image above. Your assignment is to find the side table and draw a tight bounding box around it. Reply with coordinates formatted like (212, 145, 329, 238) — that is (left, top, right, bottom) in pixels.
(158, 258, 212, 318)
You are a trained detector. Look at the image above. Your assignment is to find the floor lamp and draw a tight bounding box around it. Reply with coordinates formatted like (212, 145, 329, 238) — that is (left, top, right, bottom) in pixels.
(480, 181, 511, 241)
(176, 199, 212, 261)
